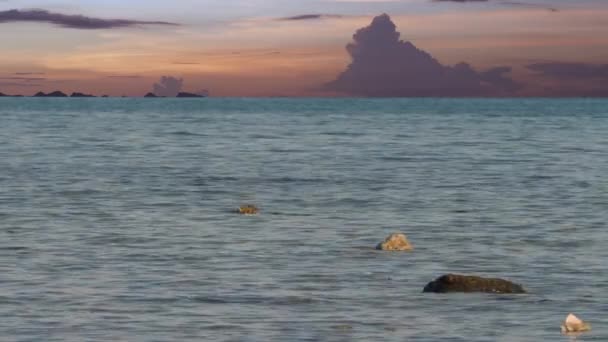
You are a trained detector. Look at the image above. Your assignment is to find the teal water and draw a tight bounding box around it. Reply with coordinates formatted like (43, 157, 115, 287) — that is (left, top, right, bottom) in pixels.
(1, 98, 607, 341)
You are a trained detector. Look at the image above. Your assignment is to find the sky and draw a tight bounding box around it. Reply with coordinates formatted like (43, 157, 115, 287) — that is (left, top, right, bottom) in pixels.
(0, 0, 607, 97)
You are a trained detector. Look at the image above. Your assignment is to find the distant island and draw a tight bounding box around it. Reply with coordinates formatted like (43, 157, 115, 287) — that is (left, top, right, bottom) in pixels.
(145, 91, 207, 98)
(0, 92, 24, 97)
(177, 92, 205, 98)
(0, 90, 209, 98)
(34, 91, 68, 97)
(70, 92, 96, 98)
(33, 91, 95, 97)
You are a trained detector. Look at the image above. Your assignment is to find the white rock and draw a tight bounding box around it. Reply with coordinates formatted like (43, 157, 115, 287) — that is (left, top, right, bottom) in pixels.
(561, 313, 591, 333)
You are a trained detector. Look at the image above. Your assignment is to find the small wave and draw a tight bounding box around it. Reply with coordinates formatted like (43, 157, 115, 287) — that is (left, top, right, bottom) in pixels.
(193, 175, 334, 186)
(192, 295, 324, 306)
(321, 131, 365, 137)
(248, 134, 280, 139)
(269, 176, 326, 184)
(0, 246, 28, 251)
(265, 211, 314, 217)
(57, 189, 105, 197)
(450, 209, 470, 214)
(81, 234, 160, 246)
(267, 148, 307, 153)
(169, 131, 205, 137)
(192, 176, 241, 186)
(378, 156, 445, 162)
(204, 324, 243, 331)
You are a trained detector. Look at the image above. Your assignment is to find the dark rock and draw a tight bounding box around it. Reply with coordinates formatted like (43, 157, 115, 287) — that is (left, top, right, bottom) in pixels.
(70, 92, 95, 97)
(0, 92, 6, 97)
(176, 92, 204, 98)
(101, 95, 109, 98)
(423, 274, 525, 294)
(33, 91, 46, 97)
(144, 92, 158, 98)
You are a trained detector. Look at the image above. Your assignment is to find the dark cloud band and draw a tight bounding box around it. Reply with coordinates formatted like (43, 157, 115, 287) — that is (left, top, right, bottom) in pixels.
(0, 9, 178, 29)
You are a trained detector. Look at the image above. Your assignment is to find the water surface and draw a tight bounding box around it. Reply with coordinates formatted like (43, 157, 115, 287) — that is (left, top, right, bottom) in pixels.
(1, 98, 607, 341)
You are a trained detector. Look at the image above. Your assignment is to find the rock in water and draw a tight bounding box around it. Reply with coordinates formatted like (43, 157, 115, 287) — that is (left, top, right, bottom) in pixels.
(423, 274, 525, 293)
(238, 205, 259, 215)
(376, 233, 413, 251)
(561, 313, 591, 333)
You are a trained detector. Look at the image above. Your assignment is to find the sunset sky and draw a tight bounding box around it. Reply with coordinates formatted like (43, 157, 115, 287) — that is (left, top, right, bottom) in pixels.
(1, 0, 607, 97)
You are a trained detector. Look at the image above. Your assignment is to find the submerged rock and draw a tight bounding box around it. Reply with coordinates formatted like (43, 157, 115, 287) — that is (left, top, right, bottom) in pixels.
(561, 313, 591, 334)
(376, 233, 413, 251)
(423, 274, 525, 294)
(238, 205, 259, 215)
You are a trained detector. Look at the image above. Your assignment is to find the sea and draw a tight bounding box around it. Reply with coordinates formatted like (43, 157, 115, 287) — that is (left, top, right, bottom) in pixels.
(1, 98, 607, 341)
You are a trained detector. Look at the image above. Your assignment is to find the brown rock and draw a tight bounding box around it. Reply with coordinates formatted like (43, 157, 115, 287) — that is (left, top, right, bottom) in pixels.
(376, 233, 413, 251)
(423, 274, 525, 294)
(238, 205, 259, 215)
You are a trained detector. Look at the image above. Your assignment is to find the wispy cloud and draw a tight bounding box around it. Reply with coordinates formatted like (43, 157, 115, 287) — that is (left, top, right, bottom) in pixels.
(0, 82, 41, 87)
(502, 1, 558, 12)
(172, 62, 201, 65)
(527, 62, 608, 80)
(106, 75, 143, 79)
(278, 14, 343, 21)
(0, 9, 179, 29)
(15, 72, 45, 75)
(433, 0, 558, 11)
(0, 76, 45, 81)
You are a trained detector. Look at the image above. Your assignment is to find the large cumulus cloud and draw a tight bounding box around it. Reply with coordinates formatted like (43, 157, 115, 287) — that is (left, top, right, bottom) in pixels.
(152, 76, 183, 97)
(325, 14, 520, 97)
